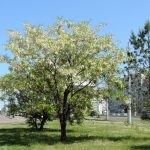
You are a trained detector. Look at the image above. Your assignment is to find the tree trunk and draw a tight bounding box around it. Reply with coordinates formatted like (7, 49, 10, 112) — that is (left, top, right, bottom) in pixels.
(34, 118, 38, 130)
(39, 115, 47, 131)
(134, 101, 137, 117)
(60, 118, 67, 141)
(58, 89, 69, 141)
(59, 89, 69, 141)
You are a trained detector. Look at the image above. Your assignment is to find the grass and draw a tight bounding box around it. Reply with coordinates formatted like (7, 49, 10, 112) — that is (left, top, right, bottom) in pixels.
(89, 115, 150, 125)
(0, 120, 150, 150)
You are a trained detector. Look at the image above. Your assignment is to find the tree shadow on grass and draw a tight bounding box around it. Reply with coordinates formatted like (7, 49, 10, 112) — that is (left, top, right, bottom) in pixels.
(0, 128, 150, 147)
(64, 135, 150, 144)
(131, 145, 150, 150)
(0, 128, 73, 133)
(0, 128, 58, 146)
(0, 128, 73, 146)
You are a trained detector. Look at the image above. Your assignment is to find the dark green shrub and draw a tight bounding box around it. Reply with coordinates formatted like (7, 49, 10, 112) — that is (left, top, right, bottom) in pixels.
(90, 110, 99, 117)
(141, 111, 150, 120)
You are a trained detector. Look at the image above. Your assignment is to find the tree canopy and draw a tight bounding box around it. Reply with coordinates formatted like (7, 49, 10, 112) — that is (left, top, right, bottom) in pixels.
(0, 18, 125, 141)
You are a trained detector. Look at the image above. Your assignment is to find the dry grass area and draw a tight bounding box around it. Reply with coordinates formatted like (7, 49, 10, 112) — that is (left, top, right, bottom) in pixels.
(0, 115, 26, 124)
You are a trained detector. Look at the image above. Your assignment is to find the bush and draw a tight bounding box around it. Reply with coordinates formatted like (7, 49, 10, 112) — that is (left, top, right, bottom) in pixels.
(26, 103, 56, 130)
(89, 110, 99, 117)
(141, 111, 150, 120)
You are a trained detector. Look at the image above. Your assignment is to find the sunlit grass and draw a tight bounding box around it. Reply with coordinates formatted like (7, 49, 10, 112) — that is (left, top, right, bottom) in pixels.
(90, 115, 150, 125)
(0, 120, 150, 150)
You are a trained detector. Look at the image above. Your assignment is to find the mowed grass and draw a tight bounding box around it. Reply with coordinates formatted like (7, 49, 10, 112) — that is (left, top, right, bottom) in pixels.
(0, 120, 150, 150)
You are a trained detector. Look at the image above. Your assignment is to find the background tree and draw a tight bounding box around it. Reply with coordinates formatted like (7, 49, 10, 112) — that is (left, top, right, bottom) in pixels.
(0, 18, 125, 141)
(129, 20, 150, 111)
(101, 73, 127, 120)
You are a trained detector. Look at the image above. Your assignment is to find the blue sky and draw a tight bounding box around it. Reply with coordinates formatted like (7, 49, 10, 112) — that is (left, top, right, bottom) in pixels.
(0, 0, 150, 75)
(0, 0, 150, 107)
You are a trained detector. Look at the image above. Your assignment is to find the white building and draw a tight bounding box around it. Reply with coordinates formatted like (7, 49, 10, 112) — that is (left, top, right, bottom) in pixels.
(92, 99, 106, 115)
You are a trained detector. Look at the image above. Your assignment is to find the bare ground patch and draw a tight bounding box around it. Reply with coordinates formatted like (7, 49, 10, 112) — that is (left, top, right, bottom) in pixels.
(0, 115, 26, 124)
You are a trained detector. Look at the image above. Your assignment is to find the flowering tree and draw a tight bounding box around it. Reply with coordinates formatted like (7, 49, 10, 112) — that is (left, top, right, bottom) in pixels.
(0, 19, 125, 141)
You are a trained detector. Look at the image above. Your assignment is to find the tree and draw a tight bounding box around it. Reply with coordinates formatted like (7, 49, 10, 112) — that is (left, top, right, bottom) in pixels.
(0, 74, 56, 130)
(101, 74, 126, 121)
(130, 21, 150, 110)
(0, 18, 125, 141)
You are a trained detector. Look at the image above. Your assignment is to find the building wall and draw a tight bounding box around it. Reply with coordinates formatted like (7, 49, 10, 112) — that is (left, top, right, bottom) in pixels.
(92, 99, 106, 115)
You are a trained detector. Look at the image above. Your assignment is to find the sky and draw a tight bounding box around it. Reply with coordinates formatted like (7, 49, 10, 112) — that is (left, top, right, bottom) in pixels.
(0, 0, 150, 108)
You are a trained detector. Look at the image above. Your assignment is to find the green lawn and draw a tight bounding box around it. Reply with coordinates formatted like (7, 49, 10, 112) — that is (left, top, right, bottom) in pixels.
(0, 120, 150, 150)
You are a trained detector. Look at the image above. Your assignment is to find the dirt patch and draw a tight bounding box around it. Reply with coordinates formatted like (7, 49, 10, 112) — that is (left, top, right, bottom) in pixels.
(0, 115, 26, 124)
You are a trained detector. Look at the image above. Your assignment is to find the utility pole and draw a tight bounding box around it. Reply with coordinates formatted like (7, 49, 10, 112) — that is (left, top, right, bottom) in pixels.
(127, 45, 132, 124)
(148, 32, 150, 106)
(106, 98, 109, 121)
(106, 83, 109, 121)
(128, 69, 132, 124)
